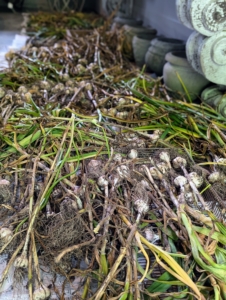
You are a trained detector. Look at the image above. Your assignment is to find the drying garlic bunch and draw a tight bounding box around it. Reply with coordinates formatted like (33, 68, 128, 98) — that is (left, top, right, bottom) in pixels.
(0, 227, 13, 244)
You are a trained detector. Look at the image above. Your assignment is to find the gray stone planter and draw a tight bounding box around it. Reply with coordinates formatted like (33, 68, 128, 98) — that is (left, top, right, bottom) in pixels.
(132, 32, 157, 68)
(111, 17, 142, 30)
(122, 25, 157, 60)
(145, 37, 185, 75)
(163, 51, 210, 101)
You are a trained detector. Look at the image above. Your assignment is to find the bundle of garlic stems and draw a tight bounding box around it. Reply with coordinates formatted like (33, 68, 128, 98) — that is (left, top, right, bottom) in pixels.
(1, 11, 226, 300)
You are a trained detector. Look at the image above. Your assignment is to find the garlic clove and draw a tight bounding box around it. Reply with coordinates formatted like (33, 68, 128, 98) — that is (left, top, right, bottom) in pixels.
(189, 172, 203, 188)
(128, 149, 138, 159)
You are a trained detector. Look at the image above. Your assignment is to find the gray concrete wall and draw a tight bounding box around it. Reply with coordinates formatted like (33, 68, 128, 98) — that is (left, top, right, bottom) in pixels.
(132, 0, 193, 41)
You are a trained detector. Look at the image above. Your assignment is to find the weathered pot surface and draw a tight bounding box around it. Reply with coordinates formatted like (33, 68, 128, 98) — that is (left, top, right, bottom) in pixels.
(122, 25, 157, 60)
(163, 51, 210, 101)
(132, 32, 157, 68)
(145, 37, 185, 75)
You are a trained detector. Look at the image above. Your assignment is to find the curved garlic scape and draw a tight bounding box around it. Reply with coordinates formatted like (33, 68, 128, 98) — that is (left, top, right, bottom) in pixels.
(134, 199, 149, 214)
(128, 149, 138, 159)
(172, 157, 187, 169)
(189, 172, 203, 188)
(149, 167, 163, 179)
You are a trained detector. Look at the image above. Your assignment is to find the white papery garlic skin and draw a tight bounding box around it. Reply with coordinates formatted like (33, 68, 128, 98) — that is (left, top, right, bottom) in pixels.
(128, 149, 138, 159)
(208, 172, 222, 183)
(174, 176, 188, 188)
(0, 227, 13, 243)
(33, 285, 51, 300)
(189, 172, 204, 188)
(134, 199, 149, 214)
(172, 157, 187, 169)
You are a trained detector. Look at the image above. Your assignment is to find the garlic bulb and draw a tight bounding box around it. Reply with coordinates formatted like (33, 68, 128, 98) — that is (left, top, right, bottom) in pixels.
(156, 162, 169, 174)
(128, 149, 138, 159)
(33, 285, 51, 300)
(134, 199, 149, 214)
(14, 254, 28, 269)
(113, 153, 123, 162)
(107, 108, 117, 117)
(17, 85, 28, 94)
(208, 171, 222, 183)
(116, 111, 129, 119)
(98, 176, 108, 187)
(159, 151, 172, 169)
(117, 165, 130, 179)
(144, 227, 159, 243)
(172, 157, 187, 169)
(0, 227, 13, 243)
(39, 80, 51, 91)
(174, 176, 188, 188)
(189, 172, 204, 188)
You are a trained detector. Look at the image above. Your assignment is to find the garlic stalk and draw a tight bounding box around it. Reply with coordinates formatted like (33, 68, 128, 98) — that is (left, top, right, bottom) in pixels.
(173, 157, 208, 211)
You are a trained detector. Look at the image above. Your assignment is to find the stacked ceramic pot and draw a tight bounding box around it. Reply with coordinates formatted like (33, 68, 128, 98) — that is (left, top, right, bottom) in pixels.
(122, 25, 157, 60)
(145, 37, 185, 75)
(132, 32, 157, 68)
(163, 51, 210, 101)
